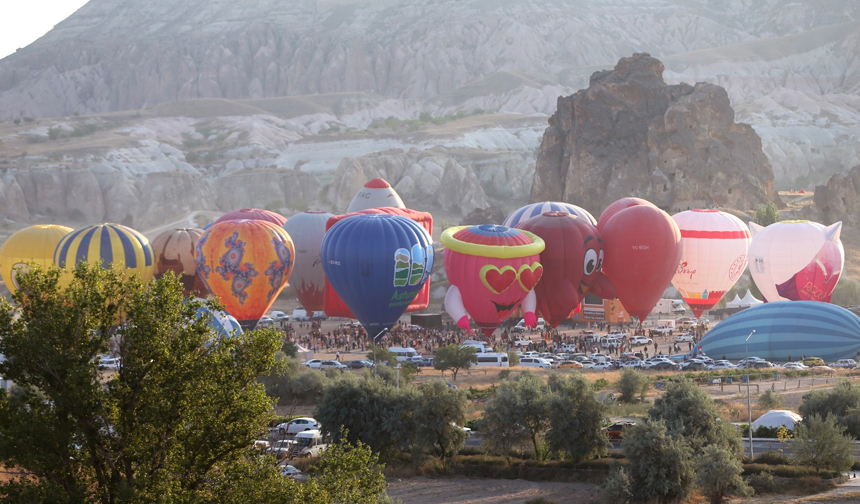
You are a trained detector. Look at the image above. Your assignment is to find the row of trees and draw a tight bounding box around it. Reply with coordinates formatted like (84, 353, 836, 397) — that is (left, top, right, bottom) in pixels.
(0, 265, 389, 504)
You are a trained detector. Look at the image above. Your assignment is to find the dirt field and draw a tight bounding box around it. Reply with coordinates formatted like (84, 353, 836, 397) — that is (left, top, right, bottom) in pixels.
(386, 477, 598, 504)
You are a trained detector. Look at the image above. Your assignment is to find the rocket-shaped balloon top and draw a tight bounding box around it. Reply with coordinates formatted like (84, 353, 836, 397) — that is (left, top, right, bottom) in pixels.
(442, 225, 544, 337)
(346, 178, 406, 213)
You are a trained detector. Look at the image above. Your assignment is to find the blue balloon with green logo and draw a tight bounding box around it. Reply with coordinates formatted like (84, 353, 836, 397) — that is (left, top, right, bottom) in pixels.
(321, 214, 433, 341)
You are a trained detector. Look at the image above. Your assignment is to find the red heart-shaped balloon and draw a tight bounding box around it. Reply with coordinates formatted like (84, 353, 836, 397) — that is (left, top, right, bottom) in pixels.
(518, 263, 543, 291)
(481, 266, 517, 294)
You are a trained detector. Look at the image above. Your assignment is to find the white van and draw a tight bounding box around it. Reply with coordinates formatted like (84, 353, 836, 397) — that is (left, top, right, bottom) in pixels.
(388, 346, 421, 362)
(475, 352, 510, 367)
(519, 357, 552, 369)
(462, 340, 491, 353)
(290, 430, 329, 458)
(292, 309, 310, 321)
(513, 318, 546, 332)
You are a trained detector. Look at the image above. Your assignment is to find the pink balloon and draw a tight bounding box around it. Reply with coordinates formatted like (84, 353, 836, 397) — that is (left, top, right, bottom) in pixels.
(597, 198, 657, 234)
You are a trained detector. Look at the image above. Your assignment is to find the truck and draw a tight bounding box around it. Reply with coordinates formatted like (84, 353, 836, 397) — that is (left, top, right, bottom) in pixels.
(653, 299, 686, 315)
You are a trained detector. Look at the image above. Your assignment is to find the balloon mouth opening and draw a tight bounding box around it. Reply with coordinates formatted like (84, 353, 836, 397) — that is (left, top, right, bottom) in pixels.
(691, 209, 720, 213)
(475, 224, 512, 234)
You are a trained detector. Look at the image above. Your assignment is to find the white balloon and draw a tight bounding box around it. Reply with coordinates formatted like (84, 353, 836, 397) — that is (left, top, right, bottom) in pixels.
(748, 220, 844, 302)
(345, 178, 405, 213)
(283, 211, 335, 312)
(671, 210, 751, 317)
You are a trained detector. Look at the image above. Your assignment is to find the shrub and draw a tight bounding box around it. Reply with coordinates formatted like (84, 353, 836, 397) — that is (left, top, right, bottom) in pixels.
(616, 368, 650, 403)
(623, 419, 695, 503)
(793, 414, 855, 472)
(695, 444, 753, 504)
(758, 389, 784, 409)
(752, 450, 793, 466)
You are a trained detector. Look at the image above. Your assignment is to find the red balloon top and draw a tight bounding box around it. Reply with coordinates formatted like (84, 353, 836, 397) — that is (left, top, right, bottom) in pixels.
(364, 177, 392, 188)
(597, 197, 656, 233)
(215, 208, 287, 226)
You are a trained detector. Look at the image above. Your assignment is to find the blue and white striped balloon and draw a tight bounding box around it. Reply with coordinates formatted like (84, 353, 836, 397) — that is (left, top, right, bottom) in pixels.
(503, 202, 597, 228)
(195, 304, 243, 338)
(699, 301, 860, 362)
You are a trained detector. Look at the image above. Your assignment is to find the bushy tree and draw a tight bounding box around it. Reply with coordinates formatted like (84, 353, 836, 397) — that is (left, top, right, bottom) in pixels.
(616, 368, 651, 403)
(0, 264, 286, 504)
(313, 373, 419, 460)
(412, 381, 468, 458)
(757, 389, 784, 410)
(793, 414, 855, 472)
(695, 445, 753, 504)
(545, 373, 608, 462)
(433, 344, 476, 380)
(753, 201, 781, 227)
(832, 277, 860, 307)
(481, 372, 550, 458)
(623, 419, 695, 504)
(598, 466, 633, 504)
(306, 435, 388, 504)
(366, 344, 396, 365)
(799, 380, 860, 438)
(649, 378, 741, 454)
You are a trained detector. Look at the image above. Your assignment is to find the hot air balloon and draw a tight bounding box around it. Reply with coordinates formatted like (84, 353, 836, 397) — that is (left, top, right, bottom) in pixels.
(283, 211, 334, 312)
(442, 225, 544, 337)
(345, 178, 406, 213)
(596, 197, 657, 233)
(504, 202, 597, 227)
(0, 224, 72, 294)
(671, 210, 751, 318)
(193, 300, 243, 338)
(151, 228, 208, 297)
(321, 214, 433, 341)
(599, 204, 681, 322)
(54, 223, 155, 287)
(215, 208, 287, 227)
(699, 301, 860, 362)
(748, 220, 844, 303)
(515, 212, 603, 327)
(195, 220, 295, 330)
(323, 207, 433, 318)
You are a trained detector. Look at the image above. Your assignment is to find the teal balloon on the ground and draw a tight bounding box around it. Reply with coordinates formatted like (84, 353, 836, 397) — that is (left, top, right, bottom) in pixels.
(699, 301, 860, 362)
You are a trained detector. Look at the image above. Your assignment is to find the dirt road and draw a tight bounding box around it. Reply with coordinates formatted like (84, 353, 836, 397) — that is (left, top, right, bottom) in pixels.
(386, 477, 597, 504)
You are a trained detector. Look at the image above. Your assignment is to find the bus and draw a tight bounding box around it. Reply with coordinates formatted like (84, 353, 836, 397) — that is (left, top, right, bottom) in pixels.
(474, 352, 510, 367)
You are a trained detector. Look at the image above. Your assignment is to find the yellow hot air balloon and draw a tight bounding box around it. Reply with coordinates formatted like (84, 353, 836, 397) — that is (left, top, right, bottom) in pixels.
(53, 223, 155, 287)
(0, 224, 73, 294)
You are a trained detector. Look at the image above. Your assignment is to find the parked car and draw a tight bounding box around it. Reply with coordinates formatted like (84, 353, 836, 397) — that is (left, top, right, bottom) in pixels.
(783, 362, 809, 370)
(519, 357, 552, 369)
(266, 439, 297, 458)
(591, 362, 614, 371)
(606, 422, 634, 440)
(275, 417, 321, 436)
(681, 361, 708, 371)
(647, 361, 679, 371)
(98, 356, 121, 370)
(629, 336, 653, 345)
(270, 311, 290, 322)
(620, 359, 644, 369)
(557, 360, 584, 369)
(737, 356, 765, 366)
(673, 333, 694, 343)
(802, 356, 825, 367)
(345, 359, 375, 369)
(302, 359, 323, 368)
(318, 360, 347, 370)
(750, 361, 776, 369)
(831, 359, 857, 369)
(257, 316, 275, 328)
(707, 360, 736, 370)
(280, 464, 308, 481)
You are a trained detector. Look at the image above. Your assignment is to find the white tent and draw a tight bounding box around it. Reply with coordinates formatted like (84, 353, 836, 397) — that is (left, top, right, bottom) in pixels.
(725, 293, 743, 308)
(752, 410, 802, 430)
(739, 290, 764, 307)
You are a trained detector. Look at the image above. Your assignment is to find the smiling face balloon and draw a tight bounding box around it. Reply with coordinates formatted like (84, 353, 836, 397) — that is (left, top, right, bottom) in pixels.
(515, 212, 603, 328)
(442, 225, 544, 337)
(748, 220, 844, 303)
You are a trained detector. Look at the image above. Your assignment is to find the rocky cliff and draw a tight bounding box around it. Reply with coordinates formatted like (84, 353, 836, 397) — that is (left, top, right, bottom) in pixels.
(531, 53, 780, 215)
(814, 165, 860, 224)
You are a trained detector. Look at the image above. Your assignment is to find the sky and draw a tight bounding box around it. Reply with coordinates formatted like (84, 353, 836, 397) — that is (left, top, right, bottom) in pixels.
(0, 0, 89, 60)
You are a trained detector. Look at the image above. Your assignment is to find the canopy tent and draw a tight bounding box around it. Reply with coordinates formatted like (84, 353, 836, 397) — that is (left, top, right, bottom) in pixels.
(740, 290, 764, 307)
(725, 293, 743, 308)
(752, 410, 802, 430)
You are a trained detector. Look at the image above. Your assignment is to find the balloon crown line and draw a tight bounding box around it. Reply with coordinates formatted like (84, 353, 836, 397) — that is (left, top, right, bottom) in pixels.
(441, 225, 545, 258)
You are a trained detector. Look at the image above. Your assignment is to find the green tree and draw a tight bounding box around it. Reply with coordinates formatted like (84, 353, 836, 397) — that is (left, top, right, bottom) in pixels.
(694, 445, 753, 504)
(545, 373, 608, 463)
(507, 350, 520, 367)
(798, 380, 860, 438)
(433, 344, 476, 380)
(481, 372, 550, 458)
(616, 368, 651, 403)
(792, 414, 855, 472)
(366, 344, 396, 365)
(598, 465, 633, 504)
(412, 381, 468, 458)
(753, 201, 781, 227)
(0, 264, 284, 504)
(649, 378, 741, 454)
(623, 419, 695, 504)
(306, 434, 388, 504)
(757, 389, 784, 410)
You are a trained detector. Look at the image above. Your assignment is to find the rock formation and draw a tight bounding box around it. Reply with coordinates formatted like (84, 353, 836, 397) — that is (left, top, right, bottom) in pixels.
(531, 53, 781, 215)
(814, 165, 860, 224)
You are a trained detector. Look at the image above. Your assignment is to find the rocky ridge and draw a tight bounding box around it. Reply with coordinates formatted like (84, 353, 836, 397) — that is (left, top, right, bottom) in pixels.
(531, 53, 780, 215)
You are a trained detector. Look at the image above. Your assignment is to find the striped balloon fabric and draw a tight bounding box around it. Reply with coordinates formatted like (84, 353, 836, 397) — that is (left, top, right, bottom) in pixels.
(53, 223, 155, 284)
(699, 301, 860, 362)
(503, 201, 597, 227)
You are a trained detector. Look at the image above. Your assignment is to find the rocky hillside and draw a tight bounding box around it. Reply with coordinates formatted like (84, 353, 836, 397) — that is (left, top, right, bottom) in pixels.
(531, 53, 779, 215)
(0, 0, 858, 188)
